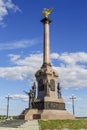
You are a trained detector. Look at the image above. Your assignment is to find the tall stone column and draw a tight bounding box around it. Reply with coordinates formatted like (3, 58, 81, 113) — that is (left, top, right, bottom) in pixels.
(41, 18, 51, 66)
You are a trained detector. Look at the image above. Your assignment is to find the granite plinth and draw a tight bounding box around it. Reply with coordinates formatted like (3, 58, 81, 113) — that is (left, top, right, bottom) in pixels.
(19, 109, 74, 120)
(32, 100, 65, 110)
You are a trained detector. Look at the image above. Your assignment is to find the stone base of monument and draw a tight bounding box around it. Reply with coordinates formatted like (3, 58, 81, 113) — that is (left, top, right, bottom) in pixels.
(19, 109, 74, 120)
(19, 97, 74, 120)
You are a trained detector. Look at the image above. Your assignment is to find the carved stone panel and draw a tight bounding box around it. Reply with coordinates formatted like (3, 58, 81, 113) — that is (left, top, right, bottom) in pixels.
(38, 79, 44, 91)
(50, 79, 55, 91)
(33, 101, 65, 110)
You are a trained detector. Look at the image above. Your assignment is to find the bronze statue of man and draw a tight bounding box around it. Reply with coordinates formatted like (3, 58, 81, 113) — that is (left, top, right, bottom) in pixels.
(57, 82, 62, 98)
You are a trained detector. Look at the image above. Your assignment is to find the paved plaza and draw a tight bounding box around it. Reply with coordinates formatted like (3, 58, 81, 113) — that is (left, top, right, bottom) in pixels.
(0, 119, 40, 130)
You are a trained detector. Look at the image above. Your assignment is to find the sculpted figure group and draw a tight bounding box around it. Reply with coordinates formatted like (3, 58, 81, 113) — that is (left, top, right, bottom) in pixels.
(25, 81, 62, 109)
(29, 82, 36, 109)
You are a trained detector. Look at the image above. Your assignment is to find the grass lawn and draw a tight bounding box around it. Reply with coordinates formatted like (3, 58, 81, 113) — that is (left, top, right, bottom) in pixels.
(40, 119, 87, 129)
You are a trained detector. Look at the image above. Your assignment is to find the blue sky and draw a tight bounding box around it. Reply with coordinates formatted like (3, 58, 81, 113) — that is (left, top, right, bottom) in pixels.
(0, 0, 87, 117)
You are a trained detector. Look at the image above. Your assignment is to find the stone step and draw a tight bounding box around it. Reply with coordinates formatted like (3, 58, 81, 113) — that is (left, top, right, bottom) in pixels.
(19, 109, 29, 119)
(20, 120, 40, 130)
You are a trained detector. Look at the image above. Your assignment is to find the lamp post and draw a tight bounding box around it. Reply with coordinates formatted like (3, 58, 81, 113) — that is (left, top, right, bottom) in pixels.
(70, 95, 76, 115)
(6, 95, 12, 118)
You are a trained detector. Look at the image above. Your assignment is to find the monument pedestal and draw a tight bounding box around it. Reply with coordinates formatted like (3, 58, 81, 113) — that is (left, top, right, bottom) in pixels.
(19, 96, 74, 120)
(19, 108, 74, 120)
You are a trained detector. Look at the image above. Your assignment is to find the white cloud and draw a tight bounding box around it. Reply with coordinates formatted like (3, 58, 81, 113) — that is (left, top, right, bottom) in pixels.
(0, 0, 8, 21)
(9, 53, 43, 66)
(55, 52, 87, 88)
(0, 0, 21, 26)
(58, 52, 87, 65)
(0, 52, 87, 88)
(0, 38, 41, 50)
(0, 66, 26, 80)
(5, 0, 21, 12)
(51, 53, 59, 59)
(7, 53, 43, 83)
(0, 53, 43, 83)
(56, 65, 87, 88)
(10, 94, 28, 101)
(8, 54, 21, 62)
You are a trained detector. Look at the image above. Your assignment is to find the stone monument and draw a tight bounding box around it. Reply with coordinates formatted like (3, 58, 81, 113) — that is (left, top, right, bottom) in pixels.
(19, 8, 74, 120)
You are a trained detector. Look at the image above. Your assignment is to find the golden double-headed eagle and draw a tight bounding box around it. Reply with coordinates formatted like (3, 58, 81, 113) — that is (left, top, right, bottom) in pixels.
(42, 8, 53, 18)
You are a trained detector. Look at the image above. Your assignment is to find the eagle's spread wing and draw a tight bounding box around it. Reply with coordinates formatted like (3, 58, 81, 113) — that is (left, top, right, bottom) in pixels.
(42, 8, 53, 18)
(42, 8, 46, 16)
(47, 8, 53, 14)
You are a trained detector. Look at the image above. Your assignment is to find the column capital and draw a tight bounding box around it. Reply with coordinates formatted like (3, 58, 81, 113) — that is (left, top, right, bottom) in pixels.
(41, 17, 52, 24)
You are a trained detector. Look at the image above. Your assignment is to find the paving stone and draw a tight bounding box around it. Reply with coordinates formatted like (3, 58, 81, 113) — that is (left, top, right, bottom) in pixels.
(0, 120, 40, 130)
